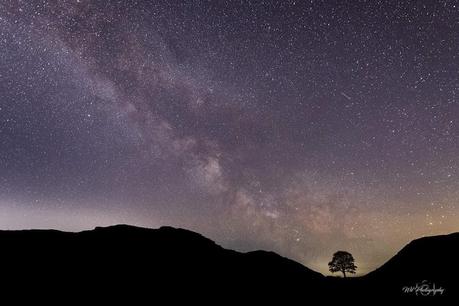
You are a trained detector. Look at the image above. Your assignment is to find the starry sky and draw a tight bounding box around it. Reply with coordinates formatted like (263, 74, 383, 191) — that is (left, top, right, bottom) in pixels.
(0, 0, 458, 275)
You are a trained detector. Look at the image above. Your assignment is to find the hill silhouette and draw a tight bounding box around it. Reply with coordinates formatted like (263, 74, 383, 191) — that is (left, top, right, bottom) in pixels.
(362, 232, 459, 299)
(0, 224, 456, 302)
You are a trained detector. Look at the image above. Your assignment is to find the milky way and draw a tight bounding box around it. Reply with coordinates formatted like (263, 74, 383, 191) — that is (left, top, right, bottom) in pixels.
(0, 0, 458, 274)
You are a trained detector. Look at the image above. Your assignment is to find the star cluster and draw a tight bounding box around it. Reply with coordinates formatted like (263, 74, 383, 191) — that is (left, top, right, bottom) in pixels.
(0, 0, 458, 274)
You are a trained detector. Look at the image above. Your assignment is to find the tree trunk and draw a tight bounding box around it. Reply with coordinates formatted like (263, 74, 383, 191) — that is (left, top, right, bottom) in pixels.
(342, 270, 346, 278)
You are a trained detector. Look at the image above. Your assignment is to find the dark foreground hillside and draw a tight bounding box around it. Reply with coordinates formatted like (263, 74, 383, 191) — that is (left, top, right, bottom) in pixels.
(0, 225, 456, 302)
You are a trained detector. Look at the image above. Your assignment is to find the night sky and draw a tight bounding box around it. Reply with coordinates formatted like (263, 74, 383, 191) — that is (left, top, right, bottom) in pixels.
(1, 0, 458, 275)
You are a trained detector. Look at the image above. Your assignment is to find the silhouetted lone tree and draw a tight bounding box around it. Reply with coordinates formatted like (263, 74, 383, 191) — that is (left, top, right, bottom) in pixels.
(328, 251, 357, 278)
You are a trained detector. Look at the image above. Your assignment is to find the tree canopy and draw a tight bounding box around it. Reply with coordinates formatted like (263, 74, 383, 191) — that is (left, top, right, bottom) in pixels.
(328, 251, 357, 277)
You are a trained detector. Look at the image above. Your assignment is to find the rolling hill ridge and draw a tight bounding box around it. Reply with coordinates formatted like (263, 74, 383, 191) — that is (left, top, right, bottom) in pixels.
(0, 224, 456, 301)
